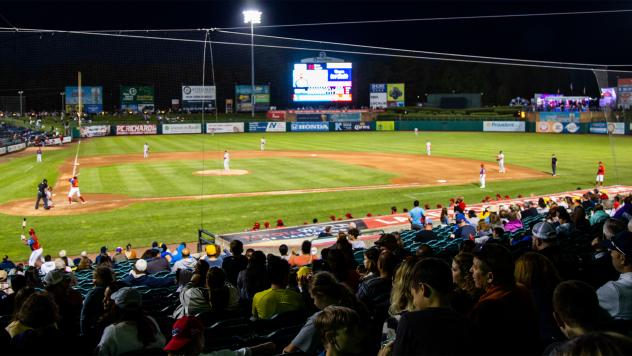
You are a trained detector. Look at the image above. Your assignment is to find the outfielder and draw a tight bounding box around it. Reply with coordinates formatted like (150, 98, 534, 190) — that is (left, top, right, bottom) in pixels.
(596, 161, 605, 187)
(223, 150, 230, 171)
(426, 141, 431, 156)
(143, 142, 149, 159)
(36, 147, 42, 163)
(414, 128, 419, 136)
(68, 175, 86, 204)
(23, 228, 43, 267)
(480, 164, 486, 189)
(496, 150, 505, 173)
(260, 137, 266, 151)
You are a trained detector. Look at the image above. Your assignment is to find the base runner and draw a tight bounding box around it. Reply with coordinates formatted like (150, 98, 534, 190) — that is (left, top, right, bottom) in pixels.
(68, 175, 86, 204)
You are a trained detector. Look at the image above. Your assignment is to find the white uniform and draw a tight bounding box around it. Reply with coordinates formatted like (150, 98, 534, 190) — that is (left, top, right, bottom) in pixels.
(223, 152, 230, 171)
(497, 153, 505, 173)
(426, 141, 431, 156)
(143, 144, 149, 159)
(46, 189, 54, 208)
(260, 138, 266, 151)
(36, 149, 42, 163)
(414, 128, 419, 136)
(29, 248, 43, 267)
(480, 167, 486, 188)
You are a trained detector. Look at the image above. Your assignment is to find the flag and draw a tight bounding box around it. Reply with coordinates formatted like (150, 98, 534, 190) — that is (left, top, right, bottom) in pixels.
(583, 86, 586, 95)
(557, 88, 560, 94)
(570, 82, 574, 92)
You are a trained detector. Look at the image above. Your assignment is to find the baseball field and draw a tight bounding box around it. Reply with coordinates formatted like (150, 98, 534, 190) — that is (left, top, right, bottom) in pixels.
(1, 131, 631, 260)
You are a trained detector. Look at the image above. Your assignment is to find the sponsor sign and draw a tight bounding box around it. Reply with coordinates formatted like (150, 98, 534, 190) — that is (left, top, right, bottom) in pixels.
(590, 122, 625, 135)
(327, 112, 361, 122)
(221, 220, 368, 244)
(483, 121, 526, 132)
(266, 111, 286, 120)
(80, 125, 110, 138)
(120, 86, 155, 112)
(116, 124, 157, 136)
(65, 86, 103, 114)
(235, 85, 271, 112)
(386, 83, 406, 107)
(538, 112, 580, 123)
(7, 143, 26, 153)
(62, 136, 72, 143)
(376, 121, 395, 131)
(162, 123, 202, 135)
(369, 84, 388, 109)
(536, 121, 579, 134)
(206, 123, 244, 134)
(296, 114, 323, 122)
(44, 138, 62, 146)
(290, 122, 329, 132)
(0, 147, 6, 155)
(292, 62, 352, 102)
(333, 122, 372, 131)
(248, 122, 287, 132)
(182, 85, 216, 110)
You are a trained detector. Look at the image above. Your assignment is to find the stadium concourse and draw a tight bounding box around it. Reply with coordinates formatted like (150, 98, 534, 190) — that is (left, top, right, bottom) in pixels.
(1, 184, 632, 355)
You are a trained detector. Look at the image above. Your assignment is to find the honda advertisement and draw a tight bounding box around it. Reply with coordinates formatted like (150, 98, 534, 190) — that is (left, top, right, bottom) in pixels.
(290, 122, 329, 132)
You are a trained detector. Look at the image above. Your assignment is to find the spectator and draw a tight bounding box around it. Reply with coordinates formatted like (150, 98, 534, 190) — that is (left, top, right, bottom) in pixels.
(531, 222, 576, 280)
(237, 250, 269, 303)
(597, 231, 632, 320)
(252, 257, 304, 319)
(76, 254, 93, 271)
(555, 208, 576, 238)
(80, 267, 114, 340)
(384, 256, 421, 341)
(122, 259, 174, 288)
(112, 247, 127, 263)
(414, 220, 437, 243)
(450, 252, 482, 316)
(315, 306, 369, 356)
(521, 201, 539, 219)
(325, 249, 360, 291)
(145, 249, 170, 274)
(504, 211, 523, 233)
(0, 274, 26, 316)
(95, 247, 110, 265)
(43, 270, 83, 338)
(173, 261, 210, 318)
(408, 200, 425, 230)
(347, 228, 366, 249)
(467, 209, 479, 226)
(97, 287, 166, 355)
(5, 286, 36, 338)
(415, 244, 434, 258)
(206, 267, 239, 314)
(332, 235, 356, 268)
(40, 255, 56, 275)
(124, 244, 137, 260)
(289, 240, 317, 267)
(9, 292, 65, 354)
(374, 233, 409, 264)
(452, 214, 476, 240)
(170, 242, 187, 264)
(356, 251, 396, 326)
(221, 240, 249, 286)
(553, 332, 632, 356)
(469, 243, 539, 355)
(202, 244, 225, 269)
(279, 244, 290, 260)
(0, 255, 15, 271)
(160, 243, 173, 263)
(572, 205, 590, 233)
(613, 195, 632, 222)
(590, 204, 610, 226)
(319, 226, 334, 238)
(537, 198, 549, 215)
(389, 258, 477, 356)
(359, 247, 380, 281)
(439, 208, 450, 226)
(172, 248, 197, 272)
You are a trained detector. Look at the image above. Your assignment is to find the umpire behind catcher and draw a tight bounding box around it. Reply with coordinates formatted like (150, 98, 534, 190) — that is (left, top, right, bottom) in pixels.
(35, 178, 49, 210)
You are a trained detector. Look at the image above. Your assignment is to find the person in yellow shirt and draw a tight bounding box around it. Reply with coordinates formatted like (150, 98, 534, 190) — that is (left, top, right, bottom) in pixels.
(252, 257, 305, 319)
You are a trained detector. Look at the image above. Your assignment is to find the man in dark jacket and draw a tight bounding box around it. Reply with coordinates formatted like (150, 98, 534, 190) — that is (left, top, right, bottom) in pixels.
(35, 178, 49, 209)
(222, 240, 249, 286)
(145, 249, 170, 274)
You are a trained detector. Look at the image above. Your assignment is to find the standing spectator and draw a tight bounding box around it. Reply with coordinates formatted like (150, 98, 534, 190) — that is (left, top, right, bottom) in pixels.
(252, 257, 304, 319)
(408, 200, 425, 230)
(81, 267, 114, 342)
(221, 240, 249, 286)
(34, 179, 49, 210)
(598, 231, 632, 320)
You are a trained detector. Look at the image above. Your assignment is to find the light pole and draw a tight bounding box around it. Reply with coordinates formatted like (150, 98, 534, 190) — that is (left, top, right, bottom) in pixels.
(243, 9, 262, 118)
(60, 91, 65, 119)
(17, 90, 23, 117)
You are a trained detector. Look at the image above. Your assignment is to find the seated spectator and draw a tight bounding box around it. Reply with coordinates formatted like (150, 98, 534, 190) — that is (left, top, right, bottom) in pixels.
(439, 207, 450, 226)
(452, 214, 476, 240)
(95, 247, 110, 265)
(9, 292, 65, 354)
(57, 251, 74, 269)
(144, 249, 170, 274)
(221, 240, 249, 286)
(332, 235, 356, 268)
(160, 243, 173, 263)
(80, 267, 114, 340)
(359, 247, 380, 281)
(289, 240, 317, 267)
(325, 249, 360, 291)
(389, 258, 477, 356)
(553, 332, 632, 356)
(173, 261, 210, 318)
(598, 231, 632, 320)
(375, 234, 410, 264)
(347, 228, 366, 249)
(315, 306, 370, 356)
(613, 195, 632, 222)
(0, 274, 26, 316)
(202, 244, 225, 268)
(469, 243, 539, 355)
(521, 201, 539, 219)
(451, 252, 482, 316)
(415, 244, 434, 258)
(124, 244, 137, 260)
(572, 205, 590, 233)
(122, 259, 174, 288)
(237, 250, 269, 303)
(170, 242, 187, 263)
(252, 257, 304, 319)
(504, 211, 523, 233)
(279, 244, 290, 260)
(318, 226, 334, 238)
(206, 267, 239, 314)
(590, 204, 610, 226)
(43, 270, 83, 338)
(39, 255, 56, 275)
(97, 287, 166, 355)
(112, 247, 127, 263)
(414, 220, 437, 243)
(75, 254, 93, 271)
(0, 255, 15, 271)
(384, 256, 421, 341)
(555, 208, 576, 238)
(537, 198, 549, 215)
(531, 222, 577, 280)
(172, 248, 197, 272)
(5, 287, 36, 338)
(356, 251, 396, 325)
(467, 209, 479, 226)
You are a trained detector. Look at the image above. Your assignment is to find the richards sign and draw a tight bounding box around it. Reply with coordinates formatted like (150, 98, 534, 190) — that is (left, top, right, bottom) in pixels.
(116, 124, 157, 136)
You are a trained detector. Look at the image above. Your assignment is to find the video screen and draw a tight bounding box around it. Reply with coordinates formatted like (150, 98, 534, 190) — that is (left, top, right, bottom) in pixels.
(292, 62, 352, 102)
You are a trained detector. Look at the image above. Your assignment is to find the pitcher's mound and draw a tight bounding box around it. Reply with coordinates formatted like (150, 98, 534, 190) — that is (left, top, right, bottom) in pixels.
(193, 169, 249, 176)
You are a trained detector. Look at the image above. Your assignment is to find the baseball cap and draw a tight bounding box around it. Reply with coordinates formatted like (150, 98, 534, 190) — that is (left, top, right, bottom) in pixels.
(0, 270, 7, 282)
(116, 247, 123, 253)
(532, 222, 557, 240)
(134, 259, 148, 272)
(163, 316, 204, 352)
(205, 244, 217, 256)
(80, 251, 88, 257)
(58, 250, 67, 258)
(603, 231, 632, 256)
(110, 287, 142, 311)
(297, 266, 312, 281)
(455, 213, 466, 223)
(43, 270, 64, 286)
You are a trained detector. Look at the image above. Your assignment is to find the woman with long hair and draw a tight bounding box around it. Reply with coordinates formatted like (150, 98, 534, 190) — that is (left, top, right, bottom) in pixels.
(383, 256, 420, 342)
(236, 250, 269, 304)
(206, 267, 239, 314)
(450, 252, 482, 315)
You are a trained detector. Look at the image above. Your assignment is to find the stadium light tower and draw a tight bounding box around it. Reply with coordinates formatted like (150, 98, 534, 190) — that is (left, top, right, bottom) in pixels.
(60, 91, 66, 118)
(17, 90, 24, 117)
(243, 9, 262, 118)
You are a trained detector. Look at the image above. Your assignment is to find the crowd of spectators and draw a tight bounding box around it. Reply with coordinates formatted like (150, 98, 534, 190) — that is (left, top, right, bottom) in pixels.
(1, 191, 632, 355)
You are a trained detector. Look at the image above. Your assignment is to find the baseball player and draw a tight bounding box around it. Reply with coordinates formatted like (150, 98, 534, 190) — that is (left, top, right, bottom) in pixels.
(223, 150, 230, 171)
(143, 143, 149, 159)
(414, 128, 419, 136)
(36, 147, 42, 163)
(68, 175, 86, 204)
(426, 141, 431, 156)
(496, 150, 505, 173)
(551, 154, 558, 176)
(260, 137, 266, 151)
(596, 161, 605, 187)
(22, 228, 43, 267)
(480, 164, 486, 189)
(46, 187, 54, 208)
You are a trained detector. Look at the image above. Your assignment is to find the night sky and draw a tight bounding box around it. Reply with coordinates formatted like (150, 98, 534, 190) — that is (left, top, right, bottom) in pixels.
(1, 0, 631, 110)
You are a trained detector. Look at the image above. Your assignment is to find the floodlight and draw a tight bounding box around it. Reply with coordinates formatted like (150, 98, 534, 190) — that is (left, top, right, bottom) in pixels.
(243, 10, 262, 24)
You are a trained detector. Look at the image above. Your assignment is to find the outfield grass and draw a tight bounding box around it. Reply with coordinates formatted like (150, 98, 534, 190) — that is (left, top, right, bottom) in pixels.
(1, 131, 631, 260)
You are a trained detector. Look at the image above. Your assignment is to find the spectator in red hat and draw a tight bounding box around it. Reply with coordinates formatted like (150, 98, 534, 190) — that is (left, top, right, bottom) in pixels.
(276, 219, 284, 228)
(264, 221, 270, 229)
(252, 222, 260, 231)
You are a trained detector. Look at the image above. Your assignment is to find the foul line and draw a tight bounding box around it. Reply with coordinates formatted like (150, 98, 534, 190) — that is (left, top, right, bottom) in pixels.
(71, 140, 81, 177)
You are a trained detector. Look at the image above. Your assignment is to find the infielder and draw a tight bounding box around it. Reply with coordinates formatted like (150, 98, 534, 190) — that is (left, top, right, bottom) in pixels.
(143, 143, 149, 159)
(596, 161, 605, 187)
(551, 154, 557, 176)
(260, 137, 266, 151)
(496, 150, 505, 173)
(68, 175, 86, 204)
(414, 128, 419, 136)
(426, 141, 431, 156)
(223, 150, 230, 171)
(22, 228, 43, 267)
(36, 147, 42, 163)
(480, 164, 486, 189)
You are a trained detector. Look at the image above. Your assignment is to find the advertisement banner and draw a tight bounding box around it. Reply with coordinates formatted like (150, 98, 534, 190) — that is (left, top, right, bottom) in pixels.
(120, 86, 155, 112)
(590, 122, 625, 135)
(266, 111, 286, 120)
(290, 122, 329, 132)
(333, 122, 372, 131)
(206, 123, 244, 134)
(221, 220, 368, 244)
(296, 114, 323, 122)
(182, 86, 216, 110)
(44, 138, 62, 146)
(80, 125, 110, 138)
(116, 124, 157, 136)
(0, 147, 6, 155)
(370, 84, 388, 109)
(327, 113, 361, 122)
(7, 143, 26, 153)
(62, 136, 72, 143)
(162, 123, 202, 135)
(235, 85, 271, 112)
(248, 122, 287, 132)
(65, 86, 103, 114)
(538, 112, 580, 123)
(386, 83, 405, 107)
(376, 121, 395, 131)
(618, 78, 632, 109)
(536, 121, 580, 134)
(483, 121, 526, 132)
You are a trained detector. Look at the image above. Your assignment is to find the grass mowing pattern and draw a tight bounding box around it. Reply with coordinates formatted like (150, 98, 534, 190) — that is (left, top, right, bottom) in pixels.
(1, 131, 631, 260)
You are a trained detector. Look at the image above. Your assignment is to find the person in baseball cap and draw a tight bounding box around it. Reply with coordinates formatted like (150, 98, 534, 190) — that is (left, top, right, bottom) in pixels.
(110, 287, 142, 311)
(163, 316, 205, 354)
(531, 222, 557, 252)
(598, 231, 632, 319)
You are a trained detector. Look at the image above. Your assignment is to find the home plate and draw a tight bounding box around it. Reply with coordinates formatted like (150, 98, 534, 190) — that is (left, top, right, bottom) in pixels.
(437, 179, 448, 183)
(193, 169, 249, 176)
